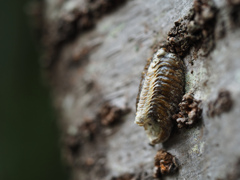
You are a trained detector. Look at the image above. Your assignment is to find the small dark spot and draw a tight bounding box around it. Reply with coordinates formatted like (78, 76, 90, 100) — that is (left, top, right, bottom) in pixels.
(98, 103, 131, 126)
(65, 136, 81, 156)
(203, 80, 208, 87)
(154, 150, 179, 178)
(227, 0, 240, 27)
(190, 60, 194, 66)
(148, 143, 155, 147)
(85, 81, 95, 92)
(110, 173, 135, 180)
(191, 70, 194, 74)
(207, 89, 233, 117)
(148, 122, 152, 126)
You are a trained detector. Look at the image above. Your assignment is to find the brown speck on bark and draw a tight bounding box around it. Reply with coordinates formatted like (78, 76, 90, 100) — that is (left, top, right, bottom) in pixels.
(154, 150, 179, 179)
(99, 103, 131, 126)
(207, 89, 233, 117)
(172, 92, 202, 128)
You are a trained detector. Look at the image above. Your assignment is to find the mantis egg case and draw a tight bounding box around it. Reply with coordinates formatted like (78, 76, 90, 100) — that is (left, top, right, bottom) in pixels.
(135, 48, 185, 144)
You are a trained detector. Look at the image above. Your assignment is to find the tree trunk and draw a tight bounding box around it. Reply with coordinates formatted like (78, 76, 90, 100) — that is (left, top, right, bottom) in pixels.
(38, 0, 240, 179)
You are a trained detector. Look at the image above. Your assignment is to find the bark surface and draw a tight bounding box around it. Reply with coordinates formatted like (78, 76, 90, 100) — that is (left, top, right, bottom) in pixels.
(39, 0, 240, 179)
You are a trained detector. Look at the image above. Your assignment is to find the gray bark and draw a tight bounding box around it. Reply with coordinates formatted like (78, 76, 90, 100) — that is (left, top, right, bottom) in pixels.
(40, 0, 240, 179)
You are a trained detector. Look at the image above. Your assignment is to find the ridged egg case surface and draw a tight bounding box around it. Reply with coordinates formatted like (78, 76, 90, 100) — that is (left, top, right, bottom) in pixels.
(135, 48, 185, 144)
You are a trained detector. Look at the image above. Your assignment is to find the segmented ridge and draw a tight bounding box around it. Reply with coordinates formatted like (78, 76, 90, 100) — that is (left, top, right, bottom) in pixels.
(148, 56, 184, 125)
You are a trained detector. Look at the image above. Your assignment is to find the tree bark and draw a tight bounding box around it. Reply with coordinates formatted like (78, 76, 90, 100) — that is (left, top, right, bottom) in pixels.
(38, 0, 240, 179)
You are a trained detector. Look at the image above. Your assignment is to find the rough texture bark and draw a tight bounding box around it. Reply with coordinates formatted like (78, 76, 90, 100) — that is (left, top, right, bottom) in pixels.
(36, 0, 240, 179)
